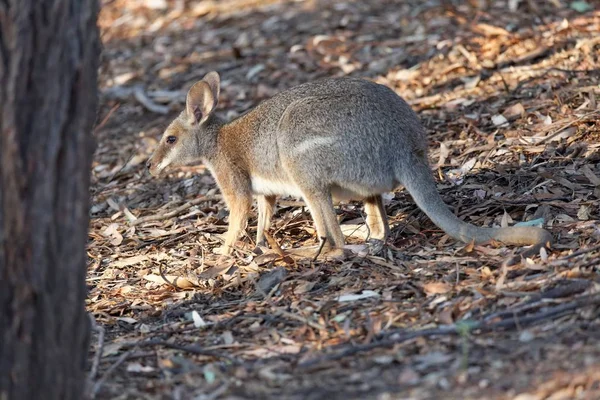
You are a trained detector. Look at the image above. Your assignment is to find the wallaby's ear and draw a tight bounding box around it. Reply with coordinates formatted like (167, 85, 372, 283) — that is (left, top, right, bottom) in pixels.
(202, 71, 220, 106)
(186, 81, 215, 125)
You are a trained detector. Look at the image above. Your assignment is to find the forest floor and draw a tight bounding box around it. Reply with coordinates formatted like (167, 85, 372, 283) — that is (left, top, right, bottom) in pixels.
(88, 1, 600, 399)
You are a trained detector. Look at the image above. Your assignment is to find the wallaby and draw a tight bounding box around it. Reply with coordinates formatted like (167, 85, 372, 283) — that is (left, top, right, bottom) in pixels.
(147, 71, 552, 262)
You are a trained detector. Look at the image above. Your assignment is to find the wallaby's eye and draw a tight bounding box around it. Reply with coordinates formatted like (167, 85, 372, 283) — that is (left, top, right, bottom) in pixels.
(166, 136, 177, 144)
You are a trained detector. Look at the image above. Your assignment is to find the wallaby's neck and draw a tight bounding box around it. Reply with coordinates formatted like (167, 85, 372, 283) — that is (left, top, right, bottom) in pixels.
(218, 108, 261, 142)
(196, 114, 224, 163)
(220, 107, 260, 132)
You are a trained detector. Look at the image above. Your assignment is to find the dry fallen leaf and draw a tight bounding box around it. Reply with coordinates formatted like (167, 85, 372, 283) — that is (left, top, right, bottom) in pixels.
(292, 280, 316, 294)
(143, 274, 195, 288)
(102, 223, 123, 246)
(112, 255, 149, 268)
(503, 103, 526, 120)
(422, 282, 452, 296)
(337, 290, 380, 302)
(492, 114, 509, 126)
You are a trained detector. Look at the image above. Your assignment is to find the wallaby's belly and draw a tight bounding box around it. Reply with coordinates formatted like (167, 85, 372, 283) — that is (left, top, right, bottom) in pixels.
(250, 175, 304, 197)
(330, 183, 395, 202)
(251, 174, 394, 201)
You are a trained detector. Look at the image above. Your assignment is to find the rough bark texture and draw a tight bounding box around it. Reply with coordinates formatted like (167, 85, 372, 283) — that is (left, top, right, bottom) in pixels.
(0, 1, 99, 399)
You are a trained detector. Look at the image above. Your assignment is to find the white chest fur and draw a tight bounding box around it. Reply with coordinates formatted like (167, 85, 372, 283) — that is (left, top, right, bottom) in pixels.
(251, 175, 304, 197)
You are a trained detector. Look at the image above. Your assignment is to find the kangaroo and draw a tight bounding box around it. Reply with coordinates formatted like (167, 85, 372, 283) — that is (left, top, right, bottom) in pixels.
(147, 71, 552, 262)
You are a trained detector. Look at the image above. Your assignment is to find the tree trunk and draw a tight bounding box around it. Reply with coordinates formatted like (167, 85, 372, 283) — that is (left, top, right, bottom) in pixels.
(0, 1, 99, 399)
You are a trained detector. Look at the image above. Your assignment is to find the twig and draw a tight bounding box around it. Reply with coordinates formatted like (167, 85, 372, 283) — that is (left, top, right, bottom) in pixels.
(131, 195, 221, 226)
(90, 350, 132, 398)
(88, 316, 105, 383)
(537, 110, 600, 144)
(560, 244, 600, 260)
(132, 196, 305, 227)
(105, 151, 135, 184)
(131, 339, 238, 363)
(312, 236, 328, 262)
(92, 151, 137, 195)
(93, 103, 120, 134)
(298, 293, 600, 368)
(486, 280, 591, 322)
(493, 195, 571, 205)
(133, 86, 170, 114)
(275, 309, 326, 331)
(278, 199, 306, 208)
(197, 383, 230, 400)
(298, 326, 457, 368)
(158, 262, 179, 290)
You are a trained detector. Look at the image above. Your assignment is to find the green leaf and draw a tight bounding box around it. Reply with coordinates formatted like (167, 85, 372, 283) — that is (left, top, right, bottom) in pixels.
(514, 217, 545, 227)
(570, 1, 593, 13)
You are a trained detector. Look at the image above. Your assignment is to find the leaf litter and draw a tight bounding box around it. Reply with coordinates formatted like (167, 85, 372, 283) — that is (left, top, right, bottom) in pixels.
(88, 1, 600, 399)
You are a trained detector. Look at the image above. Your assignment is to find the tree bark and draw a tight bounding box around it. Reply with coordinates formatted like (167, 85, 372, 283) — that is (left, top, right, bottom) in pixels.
(0, 1, 99, 399)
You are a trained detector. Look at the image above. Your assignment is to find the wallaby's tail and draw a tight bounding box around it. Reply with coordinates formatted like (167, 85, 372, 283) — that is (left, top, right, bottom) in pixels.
(400, 158, 552, 264)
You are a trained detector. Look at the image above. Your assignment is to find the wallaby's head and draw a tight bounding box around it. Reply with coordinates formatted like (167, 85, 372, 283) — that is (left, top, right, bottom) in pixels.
(147, 71, 221, 176)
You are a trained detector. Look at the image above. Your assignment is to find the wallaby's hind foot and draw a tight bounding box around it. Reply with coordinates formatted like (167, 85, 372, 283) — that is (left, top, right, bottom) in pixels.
(297, 189, 345, 249)
(287, 245, 350, 261)
(256, 195, 276, 247)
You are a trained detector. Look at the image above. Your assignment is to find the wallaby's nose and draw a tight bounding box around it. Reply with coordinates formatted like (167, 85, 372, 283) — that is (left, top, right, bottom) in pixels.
(146, 160, 152, 170)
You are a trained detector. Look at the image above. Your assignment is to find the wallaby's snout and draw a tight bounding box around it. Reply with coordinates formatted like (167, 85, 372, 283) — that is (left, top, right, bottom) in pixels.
(146, 120, 189, 177)
(146, 142, 173, 177)
(145, 159, 154, 174)
(146, 152, 163, 177)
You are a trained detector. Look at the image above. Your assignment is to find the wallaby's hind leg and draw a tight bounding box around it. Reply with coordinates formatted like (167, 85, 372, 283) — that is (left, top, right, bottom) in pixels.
(256, 195, 276, 247)
(364, 195, 390, 241)
(296, 189, 346, 258)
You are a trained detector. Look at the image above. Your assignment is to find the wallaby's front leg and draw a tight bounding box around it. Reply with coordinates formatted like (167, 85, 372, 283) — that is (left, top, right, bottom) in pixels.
(256, 195, 276, 247)
(216, 192, 252, 255)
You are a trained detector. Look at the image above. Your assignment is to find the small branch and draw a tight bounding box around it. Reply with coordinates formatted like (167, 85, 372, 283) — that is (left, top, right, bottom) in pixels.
(298, 293, 600, 368)
(131, 196, 306, 227)
(312, 236, 328, 262)
(158, 262, 179, 290)
(561, 244, 600, 260)
(105, 151, 135, 184)
(278, 199, 306, 208)
(538, 110, 600, 144)
(90, 350, 132, 398)
(88, 316, 105, 382)
(132, 339, 238, 363)
(131, 195, 221, 226)
(93, 103, 120, 134)
(275, 309, 326, 331)
(133, 86, 170, 114)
